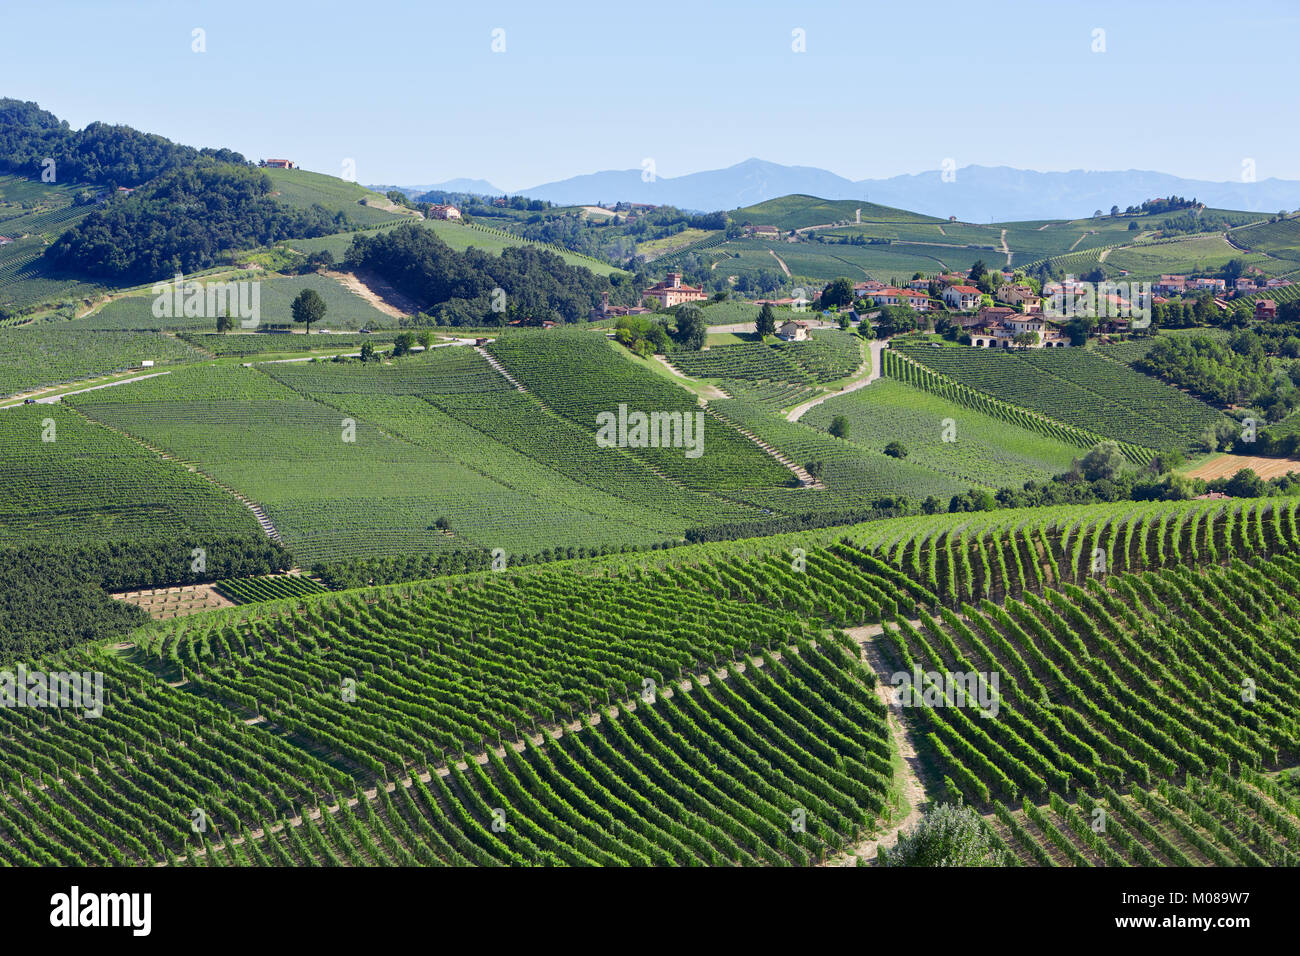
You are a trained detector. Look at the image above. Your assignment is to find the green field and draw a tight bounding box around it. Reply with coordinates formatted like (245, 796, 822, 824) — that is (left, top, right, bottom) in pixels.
(69, 272, 394, 332)
(804, 378, 1082, 489)
(733, 195, 943, 230)
(893, 339, 1226, 453)
(0, 403, 260, 548)
(0, 326, 202, 397)
(65, 353, 711, 565)
(263, 167, 411, 227)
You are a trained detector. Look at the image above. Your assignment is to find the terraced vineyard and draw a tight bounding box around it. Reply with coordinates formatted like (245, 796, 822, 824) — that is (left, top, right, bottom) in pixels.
(804, 377, 1082, 489)
(880, 348, 1153, 464)
(892, 340, 1225, 454)
(1, 567, 896, 865)
(990, 770, 1300, 866)
(0, 326, 201, 398)
(2, 492, 1297, 866)
(0, 403, 262, 548)
(486, 330, 795, 492)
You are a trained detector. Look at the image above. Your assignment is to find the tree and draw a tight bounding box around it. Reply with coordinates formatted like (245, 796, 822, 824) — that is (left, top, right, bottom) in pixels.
(1079, 441, 1126, 482)
(216, 311, 232, 333)
(968, 260, 988, 284)
(1110, 205, 1120, 217)
(672, 304, 707, 351)
(883, 440, 908, 459)
(359, 340, 375, 363)
(392, 332, 414, 357)
(291, 287, 327, 333)
(1225, 467, 1265, 498)
(1012, 331, 1038, 348)
(756, 303, 777, 338)
(417, 330, 434, 350)
(921, 495, 942, 515)
(881, 803, 1010, 867)
(828, 415, 849, 439)
(837, 311, 851, 330)
(821, 276, 855, 309)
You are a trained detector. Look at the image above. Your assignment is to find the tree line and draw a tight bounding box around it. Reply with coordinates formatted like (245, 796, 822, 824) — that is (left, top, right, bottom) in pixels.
(45, 163, 347, 281)
(344, 224, 616, 325)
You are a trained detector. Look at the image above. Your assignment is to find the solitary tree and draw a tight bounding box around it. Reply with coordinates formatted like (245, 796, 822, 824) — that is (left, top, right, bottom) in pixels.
(881, 803, 1010, 867)
(392, 332, 414, 357)
(216, 310, 233, 333)
(828, 415, 849, 439)
(359, 340, 375, 363)
(291, 288, 327, 333)
(756, 303, 777, 338)
(1079, 441, 1126, 482)
(884, 440, 908, 459)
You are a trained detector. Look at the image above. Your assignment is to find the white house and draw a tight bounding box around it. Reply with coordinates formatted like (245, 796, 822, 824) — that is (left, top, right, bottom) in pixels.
(776, 320, 810, 341)
(943, 284, 982, 311)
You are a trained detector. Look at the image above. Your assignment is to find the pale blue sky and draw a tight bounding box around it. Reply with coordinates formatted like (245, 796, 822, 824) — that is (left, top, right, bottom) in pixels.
(4, 0, 1298, 189)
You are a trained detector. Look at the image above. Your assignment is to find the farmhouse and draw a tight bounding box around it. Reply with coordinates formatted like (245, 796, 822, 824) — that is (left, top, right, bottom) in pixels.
(643, 272, 707, 308)
(426, 204, 461, 220)
(775, 320, 811, 341)
(1154, 275, 1187, 294)
(853, 280, 885, 296)
(750, 225, 781, 239)
(0, 236, 10, 245)
(261, 159, 295, 169)
(942, 285, 982, 311)
(1256, 299, 1277, 320)
(906, 278, 932, 292)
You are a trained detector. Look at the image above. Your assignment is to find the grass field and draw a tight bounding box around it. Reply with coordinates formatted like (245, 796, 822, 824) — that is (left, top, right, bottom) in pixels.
(803, 377, 1082, 489)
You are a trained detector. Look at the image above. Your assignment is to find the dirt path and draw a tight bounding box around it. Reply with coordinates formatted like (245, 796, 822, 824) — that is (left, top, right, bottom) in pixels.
(326, 269, 419, 320)
(822, 621, 930, 865)
(786, 339, 882, 422)
(1000, 228, 1011, 266)
(653, 355, 729, 399)
(1098, 247, 1113, 262)
(769, 249, 791, 277)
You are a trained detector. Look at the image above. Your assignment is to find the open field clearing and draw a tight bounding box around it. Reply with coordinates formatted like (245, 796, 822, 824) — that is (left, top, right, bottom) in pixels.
(1185, 453, 1300, 481)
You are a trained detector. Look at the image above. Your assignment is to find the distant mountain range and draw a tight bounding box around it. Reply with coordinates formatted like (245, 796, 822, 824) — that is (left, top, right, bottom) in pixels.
(377, 159, 1300, 222)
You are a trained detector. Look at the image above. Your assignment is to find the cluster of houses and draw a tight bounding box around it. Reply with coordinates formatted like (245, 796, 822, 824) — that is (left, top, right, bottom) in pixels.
(847, 274, 1069, 348)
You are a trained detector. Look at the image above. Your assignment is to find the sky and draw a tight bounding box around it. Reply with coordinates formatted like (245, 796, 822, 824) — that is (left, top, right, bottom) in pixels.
(3, 0, 1299, 190)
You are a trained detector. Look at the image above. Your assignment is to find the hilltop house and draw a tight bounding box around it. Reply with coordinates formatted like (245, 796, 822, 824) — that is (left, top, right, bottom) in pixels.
(426, 204, 461, 220)
(261, 159, 295, 169)
(643, 272, 707, 308)
(750, 225, 781, 239)
(943, 284, 983, 311)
